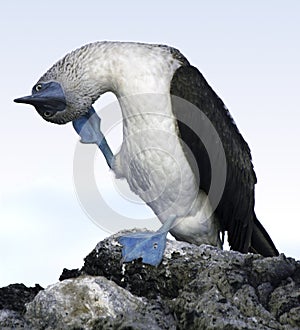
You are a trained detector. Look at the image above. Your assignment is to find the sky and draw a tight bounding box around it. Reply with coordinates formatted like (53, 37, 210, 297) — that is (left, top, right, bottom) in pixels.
(0, 1, 299, 287)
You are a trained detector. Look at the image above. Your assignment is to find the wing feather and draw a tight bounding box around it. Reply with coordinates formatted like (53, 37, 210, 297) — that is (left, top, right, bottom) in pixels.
(170, 65, 257, 252)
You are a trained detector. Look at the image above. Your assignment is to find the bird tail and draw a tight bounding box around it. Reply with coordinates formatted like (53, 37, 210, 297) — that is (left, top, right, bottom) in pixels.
(249, 216, 279, 257)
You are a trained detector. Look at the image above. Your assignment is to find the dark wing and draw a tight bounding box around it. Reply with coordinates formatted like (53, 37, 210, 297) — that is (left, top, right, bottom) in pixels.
(170, 65, 278, 256)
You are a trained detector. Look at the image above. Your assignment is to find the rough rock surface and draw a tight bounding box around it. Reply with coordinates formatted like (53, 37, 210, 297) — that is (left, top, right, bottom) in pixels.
(0, 283, 43, 313)
(1, 230, 299, 329)
(0, 284, 43, 329)
(25, 275, 175, 330)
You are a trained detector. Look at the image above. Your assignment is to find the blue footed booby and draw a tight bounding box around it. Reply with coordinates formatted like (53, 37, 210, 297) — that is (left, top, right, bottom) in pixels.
(14, 41, 279, 266)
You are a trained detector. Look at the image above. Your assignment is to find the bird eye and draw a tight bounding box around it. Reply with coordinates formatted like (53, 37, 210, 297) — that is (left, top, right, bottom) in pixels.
(43, 111, 52, 117)
(35, 84, 42, 92)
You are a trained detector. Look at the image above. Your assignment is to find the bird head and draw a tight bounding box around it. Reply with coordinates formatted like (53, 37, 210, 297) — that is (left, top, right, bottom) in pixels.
(14, 78, 95, 124)
(14, 54, 97, 124)
(14, 81, 64, 122)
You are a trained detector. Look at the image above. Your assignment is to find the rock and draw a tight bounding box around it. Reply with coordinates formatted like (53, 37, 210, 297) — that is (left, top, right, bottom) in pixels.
(1, 230, 299, 329)
(0, 283, 43, 330)
(0, 283, 43, 313)
(25, 275, 175, 330)
(0, 309, 29, 330)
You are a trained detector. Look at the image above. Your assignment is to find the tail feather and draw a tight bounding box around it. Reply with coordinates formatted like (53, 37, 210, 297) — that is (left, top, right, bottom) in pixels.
(250, 217, 279, 257)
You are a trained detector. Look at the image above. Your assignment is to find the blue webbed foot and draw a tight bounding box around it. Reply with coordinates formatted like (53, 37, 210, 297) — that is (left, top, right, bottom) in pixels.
(72, 106, 113, 167)
(119, 217, 176, 266)
(119, 231, 168, 266)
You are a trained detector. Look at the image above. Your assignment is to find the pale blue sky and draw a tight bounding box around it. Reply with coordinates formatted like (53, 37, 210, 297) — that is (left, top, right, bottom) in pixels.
(1, 1, 299, 287)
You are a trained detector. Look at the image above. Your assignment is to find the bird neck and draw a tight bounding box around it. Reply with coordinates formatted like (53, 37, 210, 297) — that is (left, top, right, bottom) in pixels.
(75, 41, 183, 100)
(118, 93, 177, 138)
(41, 42, 184, 123)
(78, 42, 183, 133)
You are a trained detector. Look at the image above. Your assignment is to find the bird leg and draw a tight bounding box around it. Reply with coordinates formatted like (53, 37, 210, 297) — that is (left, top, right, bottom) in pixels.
(73, 107, 175, 266)
(72, 106, 114, 168)
(118, 216, 176, 266)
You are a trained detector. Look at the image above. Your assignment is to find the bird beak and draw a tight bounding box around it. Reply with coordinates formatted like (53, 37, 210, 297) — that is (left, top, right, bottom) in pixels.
(14, 95, 34, 104)
(14, 81, 66, 112)
(14, 95, 51, 106)
(14, 94, 66, 110)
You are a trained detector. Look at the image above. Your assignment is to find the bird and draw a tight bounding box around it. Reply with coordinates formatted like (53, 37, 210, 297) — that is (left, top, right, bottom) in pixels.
(14, 41, 279, 265)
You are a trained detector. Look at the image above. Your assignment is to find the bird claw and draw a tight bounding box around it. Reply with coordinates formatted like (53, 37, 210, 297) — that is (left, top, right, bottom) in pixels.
(72, 107, 102, 144)
(72, 106, 113, 167)
(118, 231, 168, 266)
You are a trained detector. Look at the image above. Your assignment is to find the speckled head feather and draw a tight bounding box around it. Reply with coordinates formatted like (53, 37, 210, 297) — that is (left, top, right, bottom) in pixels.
(35, 43, 104, 124)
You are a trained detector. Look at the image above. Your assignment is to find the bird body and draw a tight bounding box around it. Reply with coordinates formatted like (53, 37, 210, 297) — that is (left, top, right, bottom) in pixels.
(15, 41, 279, 264)
(113, 95, 221, 247)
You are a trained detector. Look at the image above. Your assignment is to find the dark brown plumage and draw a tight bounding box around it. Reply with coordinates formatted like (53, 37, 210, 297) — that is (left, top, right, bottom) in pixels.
(170, 65, 278, 256)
